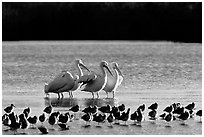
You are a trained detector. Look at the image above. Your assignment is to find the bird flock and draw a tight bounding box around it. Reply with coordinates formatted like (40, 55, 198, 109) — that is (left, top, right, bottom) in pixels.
(44, 59, 124, 99)
(2, 102, 202, 135)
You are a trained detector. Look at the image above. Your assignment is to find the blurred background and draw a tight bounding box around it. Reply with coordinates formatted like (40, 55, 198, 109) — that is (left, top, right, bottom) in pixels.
(2, 2, 202, 42)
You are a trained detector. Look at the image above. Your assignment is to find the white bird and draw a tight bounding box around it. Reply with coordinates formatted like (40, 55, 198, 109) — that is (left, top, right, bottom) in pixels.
(79, 61, 113, 98)
(44, 59, 90, 99)
(103, 62, 124, 98)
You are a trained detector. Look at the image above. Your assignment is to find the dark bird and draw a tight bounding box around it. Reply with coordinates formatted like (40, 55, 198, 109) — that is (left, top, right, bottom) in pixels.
(8, 112, 21, 134)
(58, 112, 70, 123)
(130, 111, 137, 124)
(148, 102, 158, 110)
(164, 113, 174, 126)
(82, 105, 97, 114)
(39, 113, 46, 124)
(178, 111, 190, 125)
(98, 105, 111, 113)
(48, 113, 58, 128)
(172, 102, 181, 110)
(159, 113, 166, 120)
(93, 113, 106, 126)
(107, 113, 114, 126)
(163, 105, 174, 113)
(69, 105, 79, 119)
(136, 108, 144, 125)
(27, 116, 38, 128)
(148, 109, 157, 120)
(173, 107, 185, 115)
(58, 123, 70, 130)
(119, 108, 130, 125)
(81, 113, 93, 126)
(111, 106, 120, 124)
(19, 113, 29, 133)
(137, 104, 145, 112)
(196, 110, 202, 121)
(185, 102, 196, 110)
(50, 111, 60, 118)
(4, 104, 15, 114)
(38, 126, 48, 134)
(2, 114, 10, 126)
(23, 107, 30, 118)
(69, 105, 79, 113)
(118, 104, 125, 112)
(43, 105, 52, 114)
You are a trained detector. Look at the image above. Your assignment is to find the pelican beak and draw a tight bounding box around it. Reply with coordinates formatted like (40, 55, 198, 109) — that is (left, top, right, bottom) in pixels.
(104, 65, 113, 76)
(80, 63, 90, 72)
(115, 66, 124, 78)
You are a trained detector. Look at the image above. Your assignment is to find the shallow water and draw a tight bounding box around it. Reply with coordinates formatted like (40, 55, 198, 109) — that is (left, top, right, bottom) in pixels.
(2, 41, 202, 135)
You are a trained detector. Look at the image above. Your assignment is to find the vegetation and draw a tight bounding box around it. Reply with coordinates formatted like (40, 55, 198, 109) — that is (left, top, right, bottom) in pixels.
(2, 2, 202, 42)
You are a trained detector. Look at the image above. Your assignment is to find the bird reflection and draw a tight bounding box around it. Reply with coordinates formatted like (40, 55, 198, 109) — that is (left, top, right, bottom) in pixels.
(83, 98, 116, 108)
(44, 97, 117, 108)
(44, 98, 78, 108)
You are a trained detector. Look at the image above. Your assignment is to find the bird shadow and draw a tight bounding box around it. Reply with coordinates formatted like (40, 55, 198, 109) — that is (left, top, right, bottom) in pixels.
(44, 97, 78, 108)
(108, 125, 113, 128)
(165, 125, 172, 128)
(180, 123, 188, 126)
(19, 132, 28, 135)
(130, 123, 142, 128)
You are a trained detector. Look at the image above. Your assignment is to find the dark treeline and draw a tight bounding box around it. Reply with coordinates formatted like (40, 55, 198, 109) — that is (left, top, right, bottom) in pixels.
(2, 2, 202, 42)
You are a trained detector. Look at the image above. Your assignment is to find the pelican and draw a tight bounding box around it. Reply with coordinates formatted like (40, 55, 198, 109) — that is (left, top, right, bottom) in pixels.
(103, 62, 124, 98)
(79, 61, 113, 98)
(44, 59, 90, 99)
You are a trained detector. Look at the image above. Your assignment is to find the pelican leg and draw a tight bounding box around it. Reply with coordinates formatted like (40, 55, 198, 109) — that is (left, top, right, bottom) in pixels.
(58, 93, 60, 99)
(97, 92, 99, 98)
(92, 92, 94, 98)
(61, 93, 64, 99)
(112, 91, 115, 99)
(106, 92, 108, 98)
(71, 91, 73, 98)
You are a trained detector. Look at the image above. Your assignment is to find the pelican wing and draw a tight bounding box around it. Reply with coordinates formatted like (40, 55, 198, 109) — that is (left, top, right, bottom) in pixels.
(79, 74, 97, 84)
(47, 72, 75, 93)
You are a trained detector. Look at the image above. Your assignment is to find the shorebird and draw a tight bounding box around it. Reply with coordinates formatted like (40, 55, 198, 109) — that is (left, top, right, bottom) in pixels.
(58, 112, 70, 123)
(164, 113, 174, 126)
(178, 111, 190, 125)
(39, 113, 46, 125)
(137, 104, 145, 112)
(69, 105, 79, 119)
(44, 59, 90, 99)
(79, 61, 113, 98)
(8, 112, 21, 134)
(38, 126, 48, 134)
(43, 105, 52, 115)
(4, 104, 15, 114)
(23, 107, 30, 118)
(163, 105, 174, 113)
(148, 102, 158, 110)
(112, 106, 120, 124)
(19, 113, 29, 133)
(93, 113, 106, 126)
(130, 111, 137, 124)
(98, 105, 111, 113)
(103, 62, 124, 98)
(120, 108, 130, 125)
(148, 109, 157, 120)
(136, 108, 144, 125)
(118, 104, 125, 112)
(107, 113, 114, 126)
(185, 102, 196, 111)
(27, 116, 38, 128)
(196, 110, 202, 121)
(81, 113, 93, 126)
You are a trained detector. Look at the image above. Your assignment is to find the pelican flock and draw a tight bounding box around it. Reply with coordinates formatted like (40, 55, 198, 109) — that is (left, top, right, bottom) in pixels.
(44, 59, 124, 99)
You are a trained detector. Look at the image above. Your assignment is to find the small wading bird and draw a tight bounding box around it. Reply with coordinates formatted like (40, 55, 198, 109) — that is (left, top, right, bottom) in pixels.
(38, 126, 48, 134)
(39, 113, 46, 125)
(19, 113, 29, 134)
(4, 104, 15, 114)
(79, 61, 113, 98)
(103, 62, 124, 98)
(23, 107, 30, 118)
(81, 113, 93, 126)
(178, 111, 190, 125)
(196, 110, 202, 121)
(27, 116, 38, 128)
(69, 105, 80, 119)
(44, 59, 90, 99)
